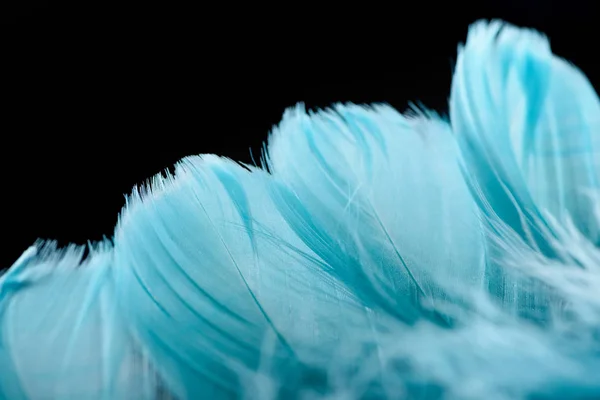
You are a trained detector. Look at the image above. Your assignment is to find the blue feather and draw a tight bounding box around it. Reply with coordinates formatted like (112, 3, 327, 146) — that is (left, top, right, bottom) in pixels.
(2, 20, 600, 399)
(265, 104, 486, 325)
(450, 21, 600, 323)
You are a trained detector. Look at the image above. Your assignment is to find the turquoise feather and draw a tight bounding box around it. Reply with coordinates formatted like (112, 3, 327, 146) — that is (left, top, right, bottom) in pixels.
(1, 20, 599, 399)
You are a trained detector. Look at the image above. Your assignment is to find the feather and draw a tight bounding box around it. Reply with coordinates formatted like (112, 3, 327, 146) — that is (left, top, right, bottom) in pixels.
(451, 20, 599, 248)
(450, 20, 600, 323)
(111, 155, 380, 399)
(0, 243, 159, 399)
(2, 19, 600, 399)
(265, 104, 486, 325)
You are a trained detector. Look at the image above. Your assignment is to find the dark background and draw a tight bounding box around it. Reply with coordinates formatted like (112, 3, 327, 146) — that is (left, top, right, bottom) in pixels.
(1, 1, 597, 268)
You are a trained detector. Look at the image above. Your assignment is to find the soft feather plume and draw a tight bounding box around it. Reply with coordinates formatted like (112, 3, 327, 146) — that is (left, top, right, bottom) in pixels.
(1, 20, 599, 399)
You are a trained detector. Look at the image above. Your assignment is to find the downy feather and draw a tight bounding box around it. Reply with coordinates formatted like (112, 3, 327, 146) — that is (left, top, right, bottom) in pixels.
(1, 19, 600, 400)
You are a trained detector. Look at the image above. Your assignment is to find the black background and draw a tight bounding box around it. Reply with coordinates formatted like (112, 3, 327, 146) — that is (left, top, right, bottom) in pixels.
(1, 1, 598, 268)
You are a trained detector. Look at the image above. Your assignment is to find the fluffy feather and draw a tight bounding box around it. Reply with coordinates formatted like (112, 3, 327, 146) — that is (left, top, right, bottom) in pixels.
(1, 20, 600, 399)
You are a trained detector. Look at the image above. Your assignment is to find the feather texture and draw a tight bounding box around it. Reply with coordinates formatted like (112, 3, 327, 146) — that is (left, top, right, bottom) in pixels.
(1, 20, 600, 399)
